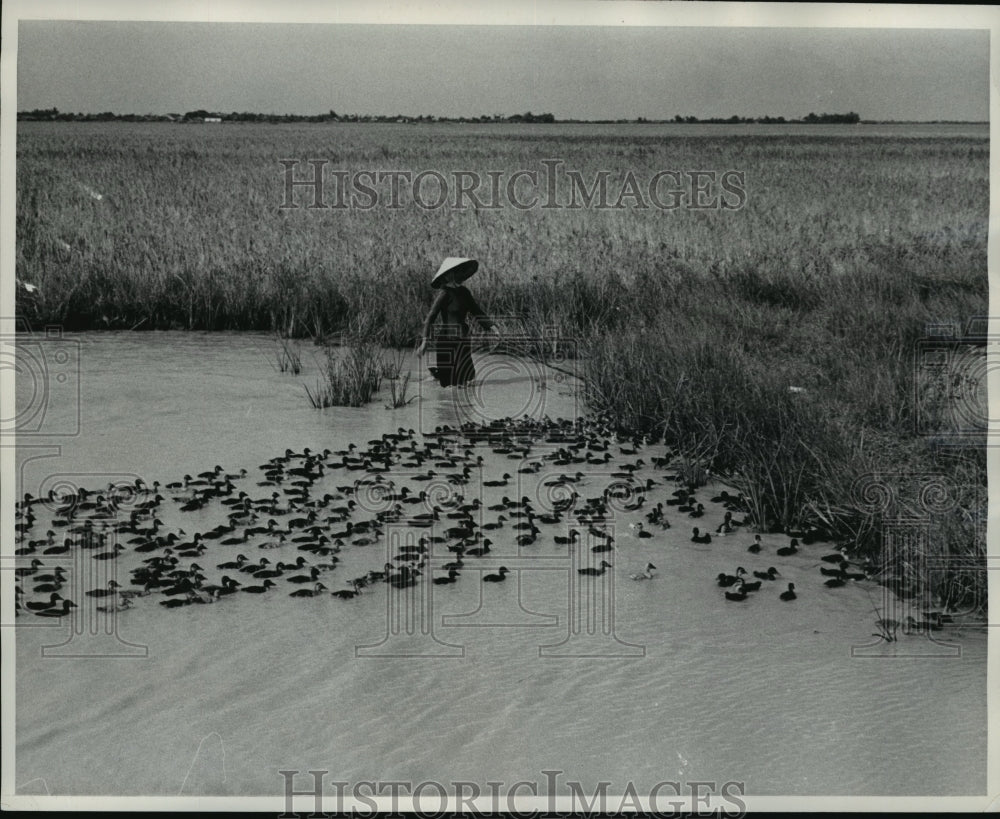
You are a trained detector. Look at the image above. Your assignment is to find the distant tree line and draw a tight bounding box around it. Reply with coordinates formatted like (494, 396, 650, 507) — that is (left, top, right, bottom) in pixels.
(18, 106, 866, 125)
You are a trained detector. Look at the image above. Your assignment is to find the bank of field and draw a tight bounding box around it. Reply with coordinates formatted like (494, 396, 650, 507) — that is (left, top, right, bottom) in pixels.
(15, 122, 988, 605)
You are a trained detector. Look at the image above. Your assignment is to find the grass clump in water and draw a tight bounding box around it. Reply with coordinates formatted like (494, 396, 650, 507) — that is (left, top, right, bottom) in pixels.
(304, 335, 384, 408)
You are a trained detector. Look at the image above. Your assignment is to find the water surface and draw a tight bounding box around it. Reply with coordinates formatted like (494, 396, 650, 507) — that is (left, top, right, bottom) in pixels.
(12, 332, 987, 797)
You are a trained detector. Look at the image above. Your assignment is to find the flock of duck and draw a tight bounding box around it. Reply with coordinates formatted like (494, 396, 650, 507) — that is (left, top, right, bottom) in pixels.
(13, 415, 894, 623)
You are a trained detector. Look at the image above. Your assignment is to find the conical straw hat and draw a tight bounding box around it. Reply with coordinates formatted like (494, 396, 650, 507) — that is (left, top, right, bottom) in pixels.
(431, 257, 478, 288)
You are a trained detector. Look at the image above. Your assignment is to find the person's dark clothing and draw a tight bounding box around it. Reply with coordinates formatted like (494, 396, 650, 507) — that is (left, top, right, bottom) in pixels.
(422, 285, 493, 387)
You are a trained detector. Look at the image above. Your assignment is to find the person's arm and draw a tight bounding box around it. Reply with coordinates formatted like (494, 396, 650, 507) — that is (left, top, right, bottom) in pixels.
(417, 290, 448, 356)
(464, 289, 495, 332)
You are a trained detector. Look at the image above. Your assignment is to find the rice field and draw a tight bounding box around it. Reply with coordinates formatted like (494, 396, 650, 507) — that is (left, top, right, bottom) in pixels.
(14, 121, 989, 606)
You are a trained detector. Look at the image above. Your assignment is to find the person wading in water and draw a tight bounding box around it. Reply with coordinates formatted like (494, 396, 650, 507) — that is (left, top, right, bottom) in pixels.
(416, 257, 497, 387)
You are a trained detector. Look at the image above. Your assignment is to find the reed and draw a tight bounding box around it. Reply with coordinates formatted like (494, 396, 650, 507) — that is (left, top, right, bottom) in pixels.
(274, 334, 302, 374)
(16, 122, 988, 608)
(304, 336, 384, 408)
(384, 370, 415, 409)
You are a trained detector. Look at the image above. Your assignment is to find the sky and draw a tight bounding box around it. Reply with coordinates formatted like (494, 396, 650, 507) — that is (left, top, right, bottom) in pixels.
(14, 19, 990, 121)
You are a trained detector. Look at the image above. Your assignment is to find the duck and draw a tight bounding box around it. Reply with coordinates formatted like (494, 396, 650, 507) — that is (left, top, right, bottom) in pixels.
(905, 615, 943, 633)
(630, 562, 657, 581)
(820, 561, 849, 577)
(483, 473, 512, 488)
(433, 569, 460, 585)
(691, 528, 712, 545)
(217, 554, 249, 570)
(779, 582, 797, 601)
(776, 538, 799, 557)
(25, 592, 64, 611)
(747, 535, 763, 554)
(753, 567, 780, 581)
(631, 522, 653, 539)
(464, 539, 492, 557)
(85, 580, 121, 598)
(515, 528, 540, 547)
(29, 564, 63, 583)
(34, 599, 78, 617)
(97, 597, 134, 613)
(202, 576, 242, 597)
(483, 567, 510, 583)
(290, 582, 328, 598)
(717, 568, 747, 587)
(43, 538, 74, 556)
(331, 588, 360, 599)
(220, 530, 250, 546)
(253, 562, 291, 579)
(160, 596, 194, 608)
(578, 560, 612, 576)
(739, 579, 762, 593)
(92, 543, 126, 560)
(823, 576, 846, 588)
(242, 579, 277, 594)
(286, 566, 321, 584)
(554, 529, 580, 546)
(724, 584, 748, 602)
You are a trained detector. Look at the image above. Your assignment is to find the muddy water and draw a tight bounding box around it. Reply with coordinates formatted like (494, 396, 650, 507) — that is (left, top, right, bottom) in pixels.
(12, 332, 987, 797)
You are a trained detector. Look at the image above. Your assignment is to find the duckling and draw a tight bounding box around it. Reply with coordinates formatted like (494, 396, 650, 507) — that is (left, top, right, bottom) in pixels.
(630, 562, 657, 581)
(691, 527, 712, 545)
(483, 567, 510, 583)
(776, 538, 799, 557)
(578, 560, 612, 576)
(779, 582, 797, 601)
(747, 535, 763, 554)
